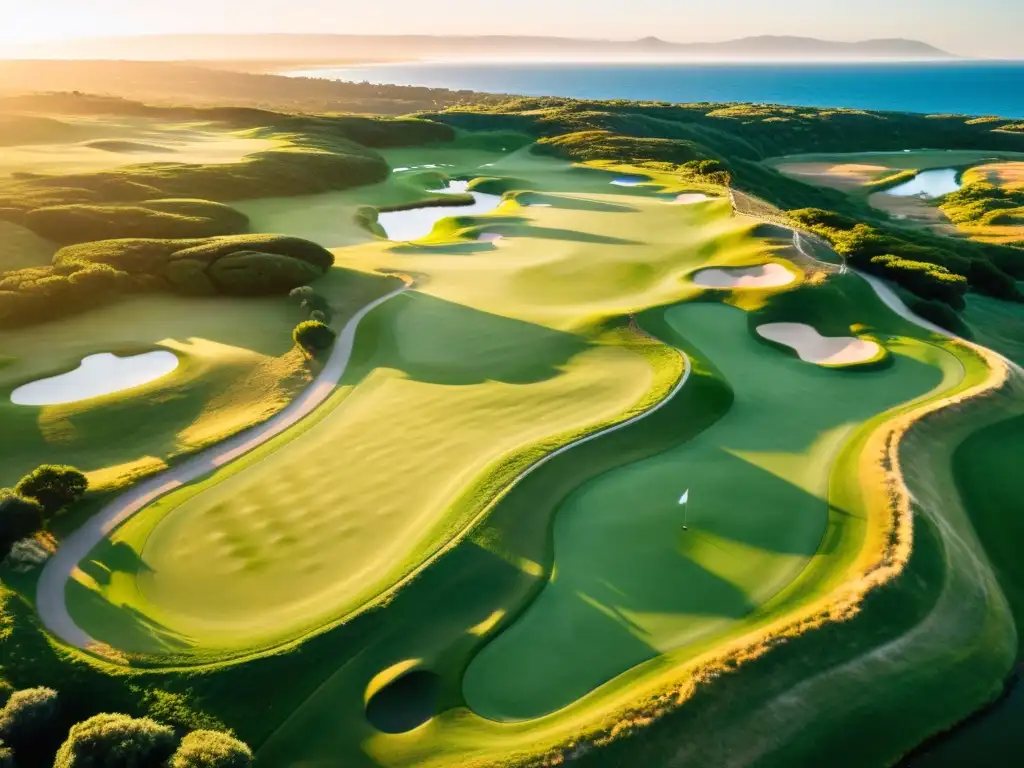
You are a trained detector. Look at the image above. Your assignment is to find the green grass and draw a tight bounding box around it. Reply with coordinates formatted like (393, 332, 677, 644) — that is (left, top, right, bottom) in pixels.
(64, 156, 760, 659)
(962, 290, 1024, 365)
(2, 114, 1021, 768)
(0, 267, 394, 492)
(462, 300, 946, 721)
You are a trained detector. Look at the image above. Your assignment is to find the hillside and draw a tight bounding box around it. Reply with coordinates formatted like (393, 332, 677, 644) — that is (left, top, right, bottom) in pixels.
(11, 33, 956, 62)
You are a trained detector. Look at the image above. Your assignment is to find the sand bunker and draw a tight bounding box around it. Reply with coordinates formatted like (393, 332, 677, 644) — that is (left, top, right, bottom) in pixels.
(756, 323, 881, 366)
(693, 263, 795, 289)
(11, 351, 179, 406)
(672, 193, 712, 205)
(773, 162, 892, 190)
(377, 179, 502, 241)
(477, 232, 503, 243)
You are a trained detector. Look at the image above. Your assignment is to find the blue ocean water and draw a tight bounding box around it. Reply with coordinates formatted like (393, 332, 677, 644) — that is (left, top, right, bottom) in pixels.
(289, 61, 1024, 118)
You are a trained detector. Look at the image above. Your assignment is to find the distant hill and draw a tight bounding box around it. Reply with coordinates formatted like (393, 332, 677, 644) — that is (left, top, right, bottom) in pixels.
(11, 34, 956, 63)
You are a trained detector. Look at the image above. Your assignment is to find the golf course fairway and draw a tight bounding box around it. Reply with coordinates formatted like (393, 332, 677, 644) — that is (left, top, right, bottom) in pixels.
(462, 300, 950, 720)
(12, 132, 1017, 768)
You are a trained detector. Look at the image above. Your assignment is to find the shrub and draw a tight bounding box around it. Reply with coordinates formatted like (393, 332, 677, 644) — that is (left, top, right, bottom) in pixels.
(207, 251, 323, 295)
(0, 687, 60, 753)
(967, 259, 1024, 301)
(293, 320, 336, 355)
(911, 298, 971, 336)
(23, 200, 249, 245)
(867, 254, 968, 308)
(15, 465, 88, 517)
(0, 491, 44, 561)
(171, 730, 253, 768)
(0, 741, 11, 768)
(309, 309, 327, 323)
(53, 714, 178, 768)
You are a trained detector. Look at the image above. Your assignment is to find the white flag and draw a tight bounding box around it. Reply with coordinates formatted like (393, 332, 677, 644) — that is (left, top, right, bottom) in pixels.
(679, 489, 689, 505)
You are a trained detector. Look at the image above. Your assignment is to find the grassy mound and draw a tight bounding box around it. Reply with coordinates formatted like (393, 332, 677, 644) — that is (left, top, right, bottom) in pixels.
(23, 199, 250, 245)
(0, 234, 333, 327)
(60, 234, 333, 294)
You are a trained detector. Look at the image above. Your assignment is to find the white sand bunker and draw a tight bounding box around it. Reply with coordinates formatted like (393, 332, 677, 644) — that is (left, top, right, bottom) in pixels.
(11, 351, 179, 406)
(477, 232, 503, 243)
(693, 263, 795, 289)
(672, 193, 712, 205)
(611, 176, 648, 187)
(756, 323, 882, 366)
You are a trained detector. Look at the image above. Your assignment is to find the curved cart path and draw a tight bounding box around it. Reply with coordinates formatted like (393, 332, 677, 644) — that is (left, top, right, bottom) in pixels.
(36, 283, 410, 650)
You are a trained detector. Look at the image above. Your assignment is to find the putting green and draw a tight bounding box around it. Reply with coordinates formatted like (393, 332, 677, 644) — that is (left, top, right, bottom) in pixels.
(462, 301, 949, 720)
(65, 153, 752, 656)
(51, 143, 996, 768)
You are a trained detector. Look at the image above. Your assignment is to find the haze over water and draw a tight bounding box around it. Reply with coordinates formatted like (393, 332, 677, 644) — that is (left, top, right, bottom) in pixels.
(290, 61, 1024, 117)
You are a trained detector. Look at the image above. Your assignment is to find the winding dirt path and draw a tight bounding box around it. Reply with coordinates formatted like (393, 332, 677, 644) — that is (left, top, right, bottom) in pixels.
(36, 283, 410, 650)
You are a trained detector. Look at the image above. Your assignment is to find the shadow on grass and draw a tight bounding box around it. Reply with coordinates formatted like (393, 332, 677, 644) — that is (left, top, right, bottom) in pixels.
(364, 290, 592, 386)
(520, 192, 641, 213)
(65, 574, 194, 655)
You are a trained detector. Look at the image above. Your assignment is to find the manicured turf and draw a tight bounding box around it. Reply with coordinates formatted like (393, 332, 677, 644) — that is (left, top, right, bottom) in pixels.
(463, 300, 946, 720)
(64, 152, 754, 656)
(10, 133, 1014, 768)
(0, 267, 392, 493)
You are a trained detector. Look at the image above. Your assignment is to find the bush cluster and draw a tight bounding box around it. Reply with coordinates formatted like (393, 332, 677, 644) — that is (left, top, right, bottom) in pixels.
(21, 199, 250, 246)
(289, 286, 333, 323)
(293, 320, 337, 356)
(0, 685, 253, 768)
(0, 465, 87, 561)
(941, 180, 1024, 228)
(789, 208, 1020, 306)
(0, 234, 332, 328)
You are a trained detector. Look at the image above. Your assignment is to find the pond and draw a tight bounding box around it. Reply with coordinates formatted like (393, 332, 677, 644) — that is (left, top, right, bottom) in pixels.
(610, 176, 648, 187)
(885, 168, 962, 198)
(11, 351, 180, 406)
(376, 180, 503, 241)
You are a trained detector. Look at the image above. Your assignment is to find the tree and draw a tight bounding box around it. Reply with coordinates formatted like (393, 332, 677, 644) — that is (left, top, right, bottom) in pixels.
(0, 687, 60, 754)
(15, 465, 88, 517)
(53, 713, 178, 768)
(0, 491, 44, 561)
(171, 730, 253, 768)
(293, 320, 336, 355)
(0, 741, 13, 768)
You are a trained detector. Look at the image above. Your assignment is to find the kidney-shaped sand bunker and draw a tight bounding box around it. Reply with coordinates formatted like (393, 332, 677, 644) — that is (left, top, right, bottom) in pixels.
(692, 262, 795, 289)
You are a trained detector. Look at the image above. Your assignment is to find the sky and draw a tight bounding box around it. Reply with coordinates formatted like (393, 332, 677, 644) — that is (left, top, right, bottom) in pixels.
(2, 0, 1022, 59)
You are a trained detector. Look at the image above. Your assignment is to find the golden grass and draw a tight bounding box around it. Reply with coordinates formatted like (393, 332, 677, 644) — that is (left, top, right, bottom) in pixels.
(773, 162, 895, 191)
(0, 115, 278, 178)
(963, 161, 1024, 191)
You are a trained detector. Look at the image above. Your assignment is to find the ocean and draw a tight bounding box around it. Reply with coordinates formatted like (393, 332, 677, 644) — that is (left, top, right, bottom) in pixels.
(287, 61, 1024, 118)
